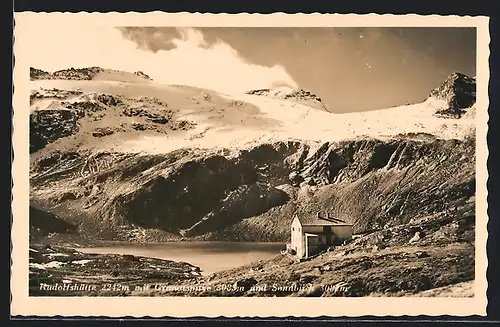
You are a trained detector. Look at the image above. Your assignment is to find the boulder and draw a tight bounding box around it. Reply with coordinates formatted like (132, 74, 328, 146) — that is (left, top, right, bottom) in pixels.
(409, 231, 422, 244)
(92, 127, 115, 137)
(415, 251, 430, 258)
(288, 171, 304, 185)
(233, 277, 258, 290)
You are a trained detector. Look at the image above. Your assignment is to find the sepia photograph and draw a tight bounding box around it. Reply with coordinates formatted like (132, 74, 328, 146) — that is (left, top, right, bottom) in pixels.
(12, 12, 489, 317)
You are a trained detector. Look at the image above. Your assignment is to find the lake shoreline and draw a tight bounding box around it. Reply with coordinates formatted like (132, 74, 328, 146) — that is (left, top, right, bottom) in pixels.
(35, 234, 287, 249)
(76, 241, 285, 276)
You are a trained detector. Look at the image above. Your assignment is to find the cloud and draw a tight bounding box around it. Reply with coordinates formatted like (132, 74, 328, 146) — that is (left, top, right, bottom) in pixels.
(25, 25, 298, 94)
(119, 27, 181, 52)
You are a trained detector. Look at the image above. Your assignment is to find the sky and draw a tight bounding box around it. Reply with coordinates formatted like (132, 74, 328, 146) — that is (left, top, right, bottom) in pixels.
(28, 26, 476, 113)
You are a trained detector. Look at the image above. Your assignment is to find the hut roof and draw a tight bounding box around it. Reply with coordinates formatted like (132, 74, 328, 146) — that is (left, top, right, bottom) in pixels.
(295, 212, 353, 226)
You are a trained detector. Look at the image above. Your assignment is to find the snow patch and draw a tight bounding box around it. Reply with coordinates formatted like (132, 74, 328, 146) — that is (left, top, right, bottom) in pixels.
(45, 253, 70, 258)
(72, 259, 93, 265)
(29, 261, 66, 270)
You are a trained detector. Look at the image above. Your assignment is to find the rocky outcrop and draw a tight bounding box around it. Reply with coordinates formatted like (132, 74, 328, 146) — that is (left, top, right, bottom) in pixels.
(30, 109, 84, 153)
(30, 67, 105, 81)
(429, 72, 476, 118)
(134, 71, 152, 80)
(246, 88, 322, 102)
(52, 67, 105, 80)
(30, 205, 77, 234)
(30, 68, 52, 80)
(122, 107, 171, 124)
(29, 88, 199, 153)
(29, 204, 78, 243)
(30, 88, 84, 102)
(29, 244, 201, 296)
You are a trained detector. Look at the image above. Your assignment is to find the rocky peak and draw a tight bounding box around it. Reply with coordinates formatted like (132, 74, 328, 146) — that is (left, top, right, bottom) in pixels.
(245, 86, 328, 111)
(429, 72, 476, 118)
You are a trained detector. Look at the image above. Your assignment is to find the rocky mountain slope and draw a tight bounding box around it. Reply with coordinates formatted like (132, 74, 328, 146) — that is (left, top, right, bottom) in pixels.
(141, 241, 474, 297)
(29, 135, 476, 243)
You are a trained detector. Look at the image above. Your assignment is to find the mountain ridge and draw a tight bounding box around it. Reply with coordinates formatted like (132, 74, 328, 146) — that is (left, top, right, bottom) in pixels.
(30, 66, 154, 83)
(31, 66, 477, 118)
